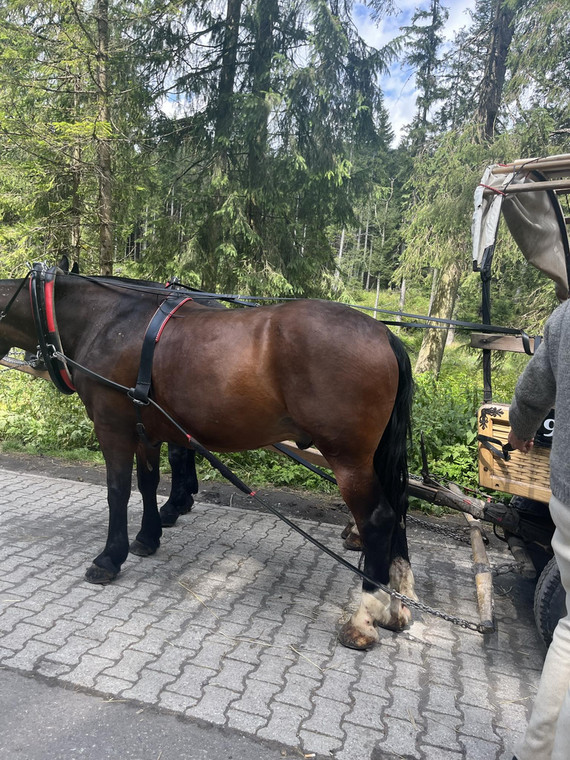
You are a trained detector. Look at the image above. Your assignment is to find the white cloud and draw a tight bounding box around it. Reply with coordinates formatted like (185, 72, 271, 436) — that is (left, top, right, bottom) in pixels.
(354, 0, 476, 143)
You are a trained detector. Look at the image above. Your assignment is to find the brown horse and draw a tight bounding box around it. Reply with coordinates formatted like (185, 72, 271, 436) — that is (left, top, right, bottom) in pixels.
(0, 269, 415, 649)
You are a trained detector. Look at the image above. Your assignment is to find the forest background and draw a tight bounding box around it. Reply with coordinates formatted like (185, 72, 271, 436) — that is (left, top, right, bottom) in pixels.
(0, 0, 568, 498)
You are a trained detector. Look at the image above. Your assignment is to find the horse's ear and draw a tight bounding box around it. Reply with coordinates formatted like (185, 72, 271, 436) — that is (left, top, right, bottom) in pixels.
(71, 262, 80, 274)
(57, 254, 70, 273)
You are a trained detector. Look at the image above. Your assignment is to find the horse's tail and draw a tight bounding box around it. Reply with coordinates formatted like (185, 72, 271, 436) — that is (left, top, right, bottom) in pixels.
(373, 330, 414, 522)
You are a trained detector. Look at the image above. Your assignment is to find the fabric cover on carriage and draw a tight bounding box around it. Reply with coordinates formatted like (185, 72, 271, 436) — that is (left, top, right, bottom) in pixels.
(472, 165, 570, 301)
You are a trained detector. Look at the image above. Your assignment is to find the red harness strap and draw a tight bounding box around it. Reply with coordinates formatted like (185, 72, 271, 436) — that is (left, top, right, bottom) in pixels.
(29, 265, 76, 394)
(130, 296, 192, 404)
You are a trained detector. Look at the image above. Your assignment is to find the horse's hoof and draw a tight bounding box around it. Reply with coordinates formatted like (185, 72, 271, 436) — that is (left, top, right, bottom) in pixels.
(85, 563, 117, 585)
(160, 512, 179, 528)
(340, 522, 352, 540)
(338, 621, 378, 650)
(178, 499, 193, 515)
(129, 539, 158, 557)
(343, 532, 363, 551)
(160, 498, 193, 528)
(386, 604, 412, 631)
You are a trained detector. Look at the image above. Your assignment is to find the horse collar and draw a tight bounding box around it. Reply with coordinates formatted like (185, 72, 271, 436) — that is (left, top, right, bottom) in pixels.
(28, 264, 76, 395)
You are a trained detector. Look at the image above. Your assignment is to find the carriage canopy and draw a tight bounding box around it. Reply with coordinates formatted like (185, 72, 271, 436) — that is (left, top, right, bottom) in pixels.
(472, 155, 570, 301)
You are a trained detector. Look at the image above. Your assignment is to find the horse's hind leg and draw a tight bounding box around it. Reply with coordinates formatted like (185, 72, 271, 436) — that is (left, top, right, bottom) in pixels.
(333, 465, 415, 650)
(160, 444, 198, 528)
(340, 517, 363, 550)
(130, 445, 163, 556)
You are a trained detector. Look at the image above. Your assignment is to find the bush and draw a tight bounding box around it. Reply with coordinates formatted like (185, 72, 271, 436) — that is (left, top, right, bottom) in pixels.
(409, 368, 480, 490)
(0, 371, 99, 457)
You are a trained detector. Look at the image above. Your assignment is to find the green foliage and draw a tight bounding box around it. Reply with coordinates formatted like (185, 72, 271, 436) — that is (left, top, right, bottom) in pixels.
(196, 448, 337, 493)
(0, 371, 98, 454)
(409, 362, 481, 490)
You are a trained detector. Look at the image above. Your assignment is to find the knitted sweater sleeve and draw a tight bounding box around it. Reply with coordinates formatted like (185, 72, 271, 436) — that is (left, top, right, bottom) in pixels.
(508, 314, 558, 441)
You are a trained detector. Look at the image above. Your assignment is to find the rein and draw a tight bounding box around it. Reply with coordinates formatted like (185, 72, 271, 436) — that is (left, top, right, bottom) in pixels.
(78, 274, 537, 352)
(52, 348, 486, 633)
(0, 271, 31, 322)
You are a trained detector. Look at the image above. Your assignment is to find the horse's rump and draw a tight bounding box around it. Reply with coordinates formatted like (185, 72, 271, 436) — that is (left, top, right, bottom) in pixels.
(149, 299, 400, 455)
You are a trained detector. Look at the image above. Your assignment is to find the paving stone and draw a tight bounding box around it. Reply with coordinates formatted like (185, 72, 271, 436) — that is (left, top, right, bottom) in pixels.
(385, 684, 423, 722)
(60, 653, 115, 687)
(44, 634, 102, 666)
(302, 694, 350, 739)
(3, 639, 57, 669)
(258, 702, 310, 746)
(421, 710, 462, 752)
(0, 468, 546, 760)
(343, 688, 388, 729)
(298, 729, 344, 755)
(34, 618, 86, 644)
(226, 707, 268, 733)
(157, 689, 198, 712)
(165, 662, 216, 699)
(100, 648, 157, 683)
(459, 735, 502, 760)
(230, 677, 281, 717)
(376, 714, 421, 758)
(0, 604, 36, 633)
(0, 621, 45, 650)
(94, 673, 134, 695)
(335, 723, 385, 760)
(274, 671, 317, 710)
(89, 631, 139, 659)
(121, 668, 176, 702)
(185, 684, 240, 725)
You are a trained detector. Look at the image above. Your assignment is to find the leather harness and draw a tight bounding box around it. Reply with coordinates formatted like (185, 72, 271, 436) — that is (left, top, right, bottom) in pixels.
(28, 264, 191, 413)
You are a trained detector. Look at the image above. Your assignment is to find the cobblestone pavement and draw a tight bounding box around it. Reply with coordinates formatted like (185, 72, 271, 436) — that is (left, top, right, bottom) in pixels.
(0, 466, 545, 759)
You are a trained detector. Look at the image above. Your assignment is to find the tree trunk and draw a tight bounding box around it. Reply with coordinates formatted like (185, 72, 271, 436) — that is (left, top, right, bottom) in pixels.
(96, 0, 113, 276)
(476, 0, 517, 141)
(247, 0, 278, 234)
(201, 0, 243, 292)
(398, 277, 406, 321)
(415, 259, 461, 376)
(335, 227, 345, 284)
(363, 210, 370, 288)
(214, 0, 242, 167)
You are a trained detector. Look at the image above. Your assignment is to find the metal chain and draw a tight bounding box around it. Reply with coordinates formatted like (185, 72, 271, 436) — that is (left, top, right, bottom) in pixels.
(385, 586, 485, 632)
(491, 560, 527, 577)
(408, 514, 473, 545)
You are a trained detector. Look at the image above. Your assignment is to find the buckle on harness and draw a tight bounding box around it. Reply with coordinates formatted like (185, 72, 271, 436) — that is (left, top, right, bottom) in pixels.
(127, 388, 150, 406)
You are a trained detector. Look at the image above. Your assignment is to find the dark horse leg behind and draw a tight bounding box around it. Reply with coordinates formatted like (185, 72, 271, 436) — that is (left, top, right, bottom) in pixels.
(159, 445, 198, 527)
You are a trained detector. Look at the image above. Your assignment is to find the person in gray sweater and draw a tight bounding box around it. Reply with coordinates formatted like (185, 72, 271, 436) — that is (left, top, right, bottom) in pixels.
(508, 299, 570, 760)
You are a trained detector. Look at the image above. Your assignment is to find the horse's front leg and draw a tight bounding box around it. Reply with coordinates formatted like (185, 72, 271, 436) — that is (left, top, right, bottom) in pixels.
(130, 444, 163, 556)
(85, 433, 136, 585)
(160, 444, 198, 527)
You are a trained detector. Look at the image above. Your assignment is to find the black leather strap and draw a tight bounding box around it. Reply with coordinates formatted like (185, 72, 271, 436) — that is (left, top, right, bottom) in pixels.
(130, 296, 192, 404)
(478, 434, 513, 461)
(29, 265, 75, 395)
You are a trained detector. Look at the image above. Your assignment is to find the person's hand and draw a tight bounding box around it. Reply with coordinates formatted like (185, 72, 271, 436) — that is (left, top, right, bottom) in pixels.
(508, 430, 534, 453)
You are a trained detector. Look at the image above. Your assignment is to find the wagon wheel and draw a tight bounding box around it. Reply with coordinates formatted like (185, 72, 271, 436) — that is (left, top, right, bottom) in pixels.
(534, 556, 566, 648)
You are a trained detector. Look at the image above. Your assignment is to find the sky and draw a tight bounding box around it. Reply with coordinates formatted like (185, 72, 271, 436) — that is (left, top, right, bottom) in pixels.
(353, 0, 476, 143)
